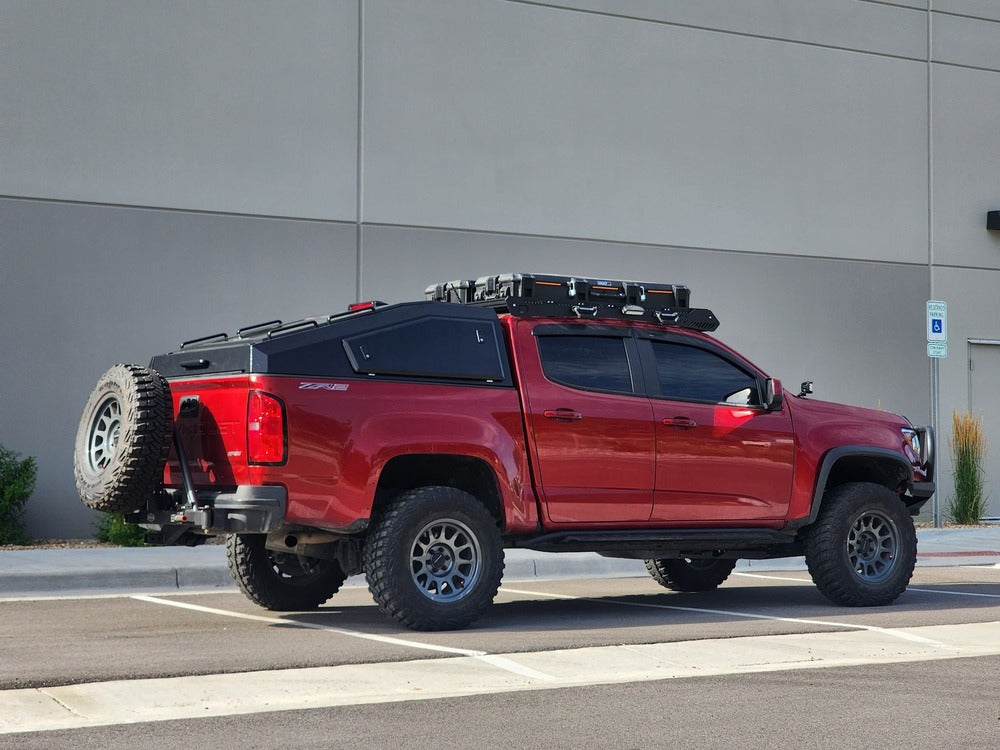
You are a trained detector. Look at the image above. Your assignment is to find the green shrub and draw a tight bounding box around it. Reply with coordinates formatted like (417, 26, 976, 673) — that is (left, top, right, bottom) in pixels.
(93, 513, 147, 547)
(0, 446, 38, 545)
(948, 410, 988, 525)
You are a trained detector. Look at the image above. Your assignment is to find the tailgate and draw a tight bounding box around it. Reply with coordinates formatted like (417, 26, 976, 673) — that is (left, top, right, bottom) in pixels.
(164, 376, 252, 490)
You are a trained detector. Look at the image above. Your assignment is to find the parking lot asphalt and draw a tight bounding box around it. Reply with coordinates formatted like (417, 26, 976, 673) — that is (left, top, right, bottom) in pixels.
(1, 526, 998, 598)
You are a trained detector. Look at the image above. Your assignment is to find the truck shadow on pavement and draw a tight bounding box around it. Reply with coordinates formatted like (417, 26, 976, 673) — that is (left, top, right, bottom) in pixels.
(281, 580, 1000, 639)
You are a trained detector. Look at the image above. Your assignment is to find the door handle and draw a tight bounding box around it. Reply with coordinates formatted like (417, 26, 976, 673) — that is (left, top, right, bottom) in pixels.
(544, 409, 583, 421)
(662, 416, 697, 429)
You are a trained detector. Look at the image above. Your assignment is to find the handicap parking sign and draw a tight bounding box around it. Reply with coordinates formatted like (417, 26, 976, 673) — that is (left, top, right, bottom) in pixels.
(926, 300, 947, 358)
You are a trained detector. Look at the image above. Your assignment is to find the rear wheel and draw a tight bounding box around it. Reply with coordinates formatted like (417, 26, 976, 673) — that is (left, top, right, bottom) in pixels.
(363, 486, 504, 631)
(644, 557, 737, 592)
(74, 364, 172, 514)
(227, 534, 347, 611)
(804, 482, 916, 606)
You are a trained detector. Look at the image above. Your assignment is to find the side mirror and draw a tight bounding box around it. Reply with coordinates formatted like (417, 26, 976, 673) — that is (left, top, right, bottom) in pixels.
(764, 378, 783, 411)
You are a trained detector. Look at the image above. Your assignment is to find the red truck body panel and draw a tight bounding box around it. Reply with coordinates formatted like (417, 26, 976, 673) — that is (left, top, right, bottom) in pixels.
(166, 375, 537, 534)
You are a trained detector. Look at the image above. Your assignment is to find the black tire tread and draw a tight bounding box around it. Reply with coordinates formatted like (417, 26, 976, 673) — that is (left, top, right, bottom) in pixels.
(644, 557, 737, 592)
(804, 481, 916, 607)
(74, 364, 173, 514)
(227, 534, 347, 611)
(363, 486, 504, 631)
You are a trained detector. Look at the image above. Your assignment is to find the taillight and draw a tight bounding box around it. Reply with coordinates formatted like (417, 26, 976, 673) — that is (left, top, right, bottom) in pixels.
(248, 391, 286, 465)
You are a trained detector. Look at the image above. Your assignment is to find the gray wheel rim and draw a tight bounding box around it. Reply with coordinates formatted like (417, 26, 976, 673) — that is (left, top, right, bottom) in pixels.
(409, 518, 482, 603)
(847, 509, 899, 583)
(87, 395, 122, 473)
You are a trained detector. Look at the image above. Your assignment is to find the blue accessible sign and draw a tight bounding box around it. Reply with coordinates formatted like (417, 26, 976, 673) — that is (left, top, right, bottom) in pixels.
(926, 300, 947, 358)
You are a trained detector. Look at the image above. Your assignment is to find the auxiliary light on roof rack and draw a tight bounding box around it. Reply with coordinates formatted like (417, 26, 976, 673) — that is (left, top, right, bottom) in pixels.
(424, 272, 720, 333)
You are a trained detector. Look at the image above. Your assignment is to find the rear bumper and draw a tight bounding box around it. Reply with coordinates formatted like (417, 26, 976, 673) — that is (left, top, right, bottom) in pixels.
(139, 485, 286, 544)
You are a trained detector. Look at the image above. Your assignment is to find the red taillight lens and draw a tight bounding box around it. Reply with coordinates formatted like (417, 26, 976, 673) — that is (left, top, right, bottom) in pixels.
(248, 391, 286, 465)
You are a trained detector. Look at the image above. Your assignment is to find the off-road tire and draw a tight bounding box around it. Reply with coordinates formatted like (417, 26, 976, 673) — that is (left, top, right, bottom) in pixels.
(363, 486, 504, 631)
(804, 482, 916, 607)
(74, 364, 173, 514)
(644, 557, 737, 592)
(227, 534, 347, 611)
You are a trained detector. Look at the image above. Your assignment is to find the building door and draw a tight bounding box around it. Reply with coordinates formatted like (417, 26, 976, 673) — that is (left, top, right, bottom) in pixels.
(968, 342, 1000, 519)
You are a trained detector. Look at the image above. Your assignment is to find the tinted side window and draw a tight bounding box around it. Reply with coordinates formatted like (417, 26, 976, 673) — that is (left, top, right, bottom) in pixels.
(537, 336, 633, 394)
(652, 341, 760, 405)
(343, 317, 506, 381)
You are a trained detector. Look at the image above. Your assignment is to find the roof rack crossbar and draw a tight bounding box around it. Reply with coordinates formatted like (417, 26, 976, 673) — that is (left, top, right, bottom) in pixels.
(236, 319, 283, 338)
(180, 331, 228, 349)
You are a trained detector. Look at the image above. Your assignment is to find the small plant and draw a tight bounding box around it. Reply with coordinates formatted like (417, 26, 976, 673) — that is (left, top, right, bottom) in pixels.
(0, 446, 38, 545)
(93, 513, 147, 547)
(949, 410, 988, 525)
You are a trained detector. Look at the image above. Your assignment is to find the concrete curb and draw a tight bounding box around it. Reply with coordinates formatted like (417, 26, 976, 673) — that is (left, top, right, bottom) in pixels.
(1, 528, 997, 599)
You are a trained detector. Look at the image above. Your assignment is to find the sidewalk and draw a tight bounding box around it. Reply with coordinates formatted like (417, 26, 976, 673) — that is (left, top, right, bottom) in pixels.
(1, 527, 998, 599)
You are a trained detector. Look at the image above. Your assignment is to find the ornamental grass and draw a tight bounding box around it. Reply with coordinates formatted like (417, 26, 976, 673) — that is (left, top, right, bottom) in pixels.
(949, 410, 988, 525)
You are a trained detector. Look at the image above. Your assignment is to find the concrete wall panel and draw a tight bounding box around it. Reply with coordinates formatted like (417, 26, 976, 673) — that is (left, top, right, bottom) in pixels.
(934, 0, 1000, 23)
(931, 64, 1000, 269)
(364, 0, 928, 263)
(0, 198, 357, 538)
(0, 0, 358, 220)
(933, 11, 1000, 71)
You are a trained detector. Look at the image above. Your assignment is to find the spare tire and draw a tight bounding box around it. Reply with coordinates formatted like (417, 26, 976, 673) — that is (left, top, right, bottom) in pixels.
(74, 364, 173, 514)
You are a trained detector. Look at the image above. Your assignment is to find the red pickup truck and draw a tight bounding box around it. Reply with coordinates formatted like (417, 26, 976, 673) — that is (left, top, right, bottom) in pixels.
(74, 273, 934, 630)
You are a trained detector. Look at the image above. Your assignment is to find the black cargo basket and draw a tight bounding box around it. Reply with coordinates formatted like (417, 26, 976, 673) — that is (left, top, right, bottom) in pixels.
(425, 272, 718, 332)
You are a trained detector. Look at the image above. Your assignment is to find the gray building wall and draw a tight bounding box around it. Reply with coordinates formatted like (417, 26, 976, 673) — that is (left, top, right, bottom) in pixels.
(1, 0, 998, 538)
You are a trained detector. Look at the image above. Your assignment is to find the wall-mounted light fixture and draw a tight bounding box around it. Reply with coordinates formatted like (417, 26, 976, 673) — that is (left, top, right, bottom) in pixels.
(989, 210, 1000, 230)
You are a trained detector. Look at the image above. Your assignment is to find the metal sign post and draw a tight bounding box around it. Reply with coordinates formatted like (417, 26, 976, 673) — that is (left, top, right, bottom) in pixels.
(926, 300, 947, 527)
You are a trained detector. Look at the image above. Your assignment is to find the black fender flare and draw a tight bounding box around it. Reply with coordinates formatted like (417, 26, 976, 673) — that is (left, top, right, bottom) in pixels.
(792, 446, 913, 530)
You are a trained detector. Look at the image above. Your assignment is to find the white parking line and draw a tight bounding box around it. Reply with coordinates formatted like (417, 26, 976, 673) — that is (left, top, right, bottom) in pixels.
(499, 586, 951, 646)
(733, 572, 812, 583)
(130, 595, 554, 681)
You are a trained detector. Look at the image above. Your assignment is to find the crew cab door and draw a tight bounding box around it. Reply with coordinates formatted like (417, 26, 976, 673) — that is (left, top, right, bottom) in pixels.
(512, 320, 654, 523)
(637, 334, 795, 522)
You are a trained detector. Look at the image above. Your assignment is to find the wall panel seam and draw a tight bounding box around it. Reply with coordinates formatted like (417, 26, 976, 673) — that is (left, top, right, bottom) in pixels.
(360, 221, 933, 271)
(356, 0, 365, 301)
(0, 194, 356, 227)
(931, 58, 1000, 74)
(504, 0, 928, 63)
(932, 10, 1000, 24)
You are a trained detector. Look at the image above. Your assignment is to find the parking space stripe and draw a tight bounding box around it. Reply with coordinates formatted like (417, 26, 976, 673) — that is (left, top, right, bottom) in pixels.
(733, 572, 812, 583)
(130, 595, 554, 680)
(499, 586, 952, 647)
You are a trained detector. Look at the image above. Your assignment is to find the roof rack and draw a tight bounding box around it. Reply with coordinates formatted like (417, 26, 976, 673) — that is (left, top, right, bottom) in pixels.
(424, 273, 719, 332)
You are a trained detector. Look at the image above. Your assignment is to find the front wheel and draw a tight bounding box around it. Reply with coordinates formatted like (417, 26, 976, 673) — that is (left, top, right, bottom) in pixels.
(363, 486, 504, 631)
(804, 482, 916, 607)
(227, 534, 347, 611)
